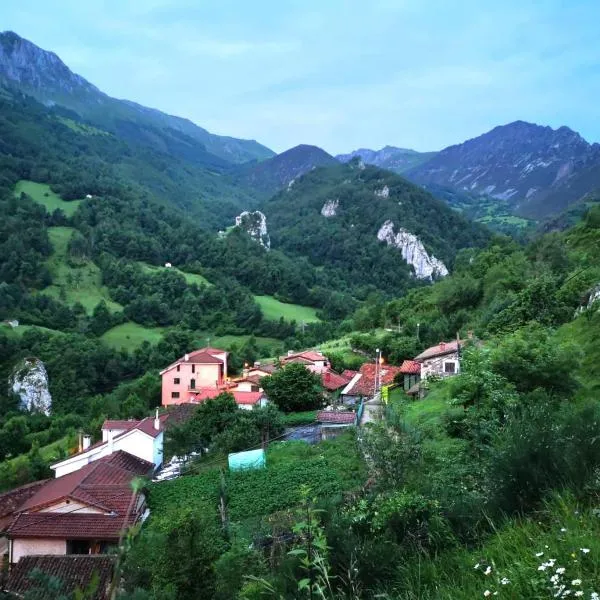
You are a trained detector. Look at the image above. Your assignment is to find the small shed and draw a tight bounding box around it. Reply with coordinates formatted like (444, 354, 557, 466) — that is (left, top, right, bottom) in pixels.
(228, 448, 266, 471)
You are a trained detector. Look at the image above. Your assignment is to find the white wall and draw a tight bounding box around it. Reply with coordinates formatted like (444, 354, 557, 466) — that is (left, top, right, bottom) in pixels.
(421, 351, 460, 379)
(12, 538, 66, 562)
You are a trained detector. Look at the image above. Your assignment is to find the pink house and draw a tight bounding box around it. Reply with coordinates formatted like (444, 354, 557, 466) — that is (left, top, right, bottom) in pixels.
(160, 348, 229, 406)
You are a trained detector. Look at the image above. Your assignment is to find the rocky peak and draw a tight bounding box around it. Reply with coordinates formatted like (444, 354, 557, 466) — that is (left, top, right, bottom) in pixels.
(0, 31, 100, 98)
(408, 120, 598, 216)
(8, 357, 52, 415)
(235, 211, 270, 249)
(337, 146, 437, 173)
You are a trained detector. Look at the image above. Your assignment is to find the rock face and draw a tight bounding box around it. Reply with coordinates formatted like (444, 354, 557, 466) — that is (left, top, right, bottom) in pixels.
(321, 199, 339, 217)
(235, 211, 270, 249)
(374, 185, 390, 198)
(377, 220, 448, 279)
(9, 357, 52, 415)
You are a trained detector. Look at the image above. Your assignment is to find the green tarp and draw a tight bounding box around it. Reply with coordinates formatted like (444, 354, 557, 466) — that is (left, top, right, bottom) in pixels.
(228, 448, 266, 471)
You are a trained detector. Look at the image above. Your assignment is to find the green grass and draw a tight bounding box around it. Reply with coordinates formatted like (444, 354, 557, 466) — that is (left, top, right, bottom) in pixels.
(254, 295, 320, 323)
(137, 262, 212, 287)
(281, 410, 318, 426)
(393, 493, 600, 599)
(14, 180, 83, 217)
(39, 227, 122, 315)
(101, 322, 165, 351)
(55, 116, 109, 136)
(0, 324, 62, 338)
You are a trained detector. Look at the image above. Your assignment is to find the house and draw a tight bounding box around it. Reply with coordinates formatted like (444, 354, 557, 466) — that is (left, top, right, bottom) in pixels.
(279, 350, 330, 373)
(399, 360, 421, 392)
(321, 369, 352, 393)
(243, 362, 277, 381)
(3, 555, 116, 600)
(160, 348, 229, 406)
(340, 363, 403, 405)
(191, 387, 269, 410)
(4, 451, 152, 564)
(51, 413, 167, 478)
(414, 340, 464, 380)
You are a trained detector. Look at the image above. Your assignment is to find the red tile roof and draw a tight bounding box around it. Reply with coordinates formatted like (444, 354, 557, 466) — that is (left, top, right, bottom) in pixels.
(400, 360, 421, 374)
(195, 347, 229, 356)
(414, 340, 463, 361)
(5, 555, 116, 600)
(280, 350, 327, 364)
(7, 512, 137, 540)
(316, 411, 356, 424)
(343, 363, 403, 397)
(341, 369, 359, 380)
(160, 347, 227, 373)
(192, 389, 264, 406)
(0, 480, 49, 531)
(321, 369, 351, 391)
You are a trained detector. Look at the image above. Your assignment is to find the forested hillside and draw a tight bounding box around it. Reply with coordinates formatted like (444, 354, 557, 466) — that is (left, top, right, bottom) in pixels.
(262, 160, 490, 294)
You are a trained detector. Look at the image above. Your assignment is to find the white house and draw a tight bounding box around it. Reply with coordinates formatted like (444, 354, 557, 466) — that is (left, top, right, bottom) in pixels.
(51, 413, 166, 478)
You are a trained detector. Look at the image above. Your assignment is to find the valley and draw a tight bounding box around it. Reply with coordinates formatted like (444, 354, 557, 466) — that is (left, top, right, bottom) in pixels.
(0, 25, 600, 600)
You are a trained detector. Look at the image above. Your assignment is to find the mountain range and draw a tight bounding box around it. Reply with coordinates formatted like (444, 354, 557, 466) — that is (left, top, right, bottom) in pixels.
(1, 29, 600, 233)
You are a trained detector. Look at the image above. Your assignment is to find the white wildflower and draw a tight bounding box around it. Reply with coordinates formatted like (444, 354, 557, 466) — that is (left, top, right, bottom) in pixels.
(572, 580, 582, 586)
(536, 552, 545, 557)
(539, 564, 548, 571)
(561, 528, 568, 532)
(474, 563, 480, 569)
(551, 575, 560, 584)
(574, 593, 583, 598)
(591, 593, 599, 600)
(484, 566, 492, 576)
(580, 548, 590, 554)
(500, 577, 510, 585)
(556, 567, 566, 574)
(484, 591, 491, 597)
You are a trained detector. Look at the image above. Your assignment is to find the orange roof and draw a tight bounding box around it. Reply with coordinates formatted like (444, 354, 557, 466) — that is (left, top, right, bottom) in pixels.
(280, 350, 327, 363)
(343, 363, 403, 397)
(321, 369, 351, 391)
(399, 360, 421, 374)
(193, 389, 265, 406)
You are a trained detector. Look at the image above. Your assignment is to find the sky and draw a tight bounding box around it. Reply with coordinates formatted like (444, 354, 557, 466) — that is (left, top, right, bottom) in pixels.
(3, 0, 600, 154)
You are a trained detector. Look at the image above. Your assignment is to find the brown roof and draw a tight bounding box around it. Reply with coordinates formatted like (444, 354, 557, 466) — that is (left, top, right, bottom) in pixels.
(400, 360, 421, 374)
(414, 340, 463, 361)
(19, 455, 149, 514)
(5, 555, 116, 600)
(0, 480, 49, 531)
(101, 419, 139, 432)
(316, 411, 356, 424)
(280, 350, 327, 364)
(160, 347, 226, 374)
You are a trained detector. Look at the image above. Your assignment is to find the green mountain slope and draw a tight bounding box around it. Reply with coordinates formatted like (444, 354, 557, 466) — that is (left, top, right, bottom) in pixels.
(0, 31, 274, 165)
(261, 160, 490, 295)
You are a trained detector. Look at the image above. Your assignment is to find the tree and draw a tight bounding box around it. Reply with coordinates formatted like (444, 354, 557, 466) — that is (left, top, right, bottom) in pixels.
(261, 363, 323, 412)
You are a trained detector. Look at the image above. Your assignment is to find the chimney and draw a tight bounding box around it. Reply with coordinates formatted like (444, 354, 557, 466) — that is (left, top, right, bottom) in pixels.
(154, 408, 160, 431)
(82, 435, 92, 451)
(184, 353, 189, 361)
(287, 350, 294, 357)
(107, 430, 114, 453)
(439, 341, 446, 352)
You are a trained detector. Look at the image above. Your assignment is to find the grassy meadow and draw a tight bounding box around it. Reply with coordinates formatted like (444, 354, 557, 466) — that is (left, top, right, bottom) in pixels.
(14, 180, 83, 217)
(254, 295, 320, 323)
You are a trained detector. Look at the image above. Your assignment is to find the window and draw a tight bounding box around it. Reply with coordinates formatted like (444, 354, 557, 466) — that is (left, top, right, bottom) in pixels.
(67, 540, 91, 554)
(171, 391, 180, 399)
(190, 379, 196, 389)
(176, 365, 180, 372)
(174, 378, 180, 385)
(192, 364, 195, 373)
(444, 361, 456, 374)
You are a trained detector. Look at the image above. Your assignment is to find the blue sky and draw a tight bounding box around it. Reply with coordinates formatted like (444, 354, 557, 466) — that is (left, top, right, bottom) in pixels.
(4, 0, 600, 154)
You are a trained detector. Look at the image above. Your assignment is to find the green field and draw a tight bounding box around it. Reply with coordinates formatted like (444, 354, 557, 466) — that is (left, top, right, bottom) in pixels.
(15, 180, 83, 217)
(39, 227, 122, 315)
(0, 324, 62, 338)
(138, 262, 212, 287)
(254, 295, 320, 323)
(55, 116, 109, 136)
(101, 322, 165, 351)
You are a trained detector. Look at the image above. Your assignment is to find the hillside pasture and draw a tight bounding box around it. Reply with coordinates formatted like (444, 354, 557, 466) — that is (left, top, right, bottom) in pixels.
(138, 262, 212, 287)
(101, 322, 165, 351)
(14, 180, 83, 217)
(39, 227, 122, 314)
(254, 295, 320, 323)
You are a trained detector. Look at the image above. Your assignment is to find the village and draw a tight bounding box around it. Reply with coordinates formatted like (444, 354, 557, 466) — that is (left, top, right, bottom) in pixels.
(0, 335, 470, 597)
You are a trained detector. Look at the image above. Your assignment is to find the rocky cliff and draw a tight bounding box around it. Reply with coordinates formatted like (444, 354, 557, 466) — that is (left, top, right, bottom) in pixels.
(235, 211, 271, 249)
(377, 220, 448, 279)
(8, 357, 52, 415)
